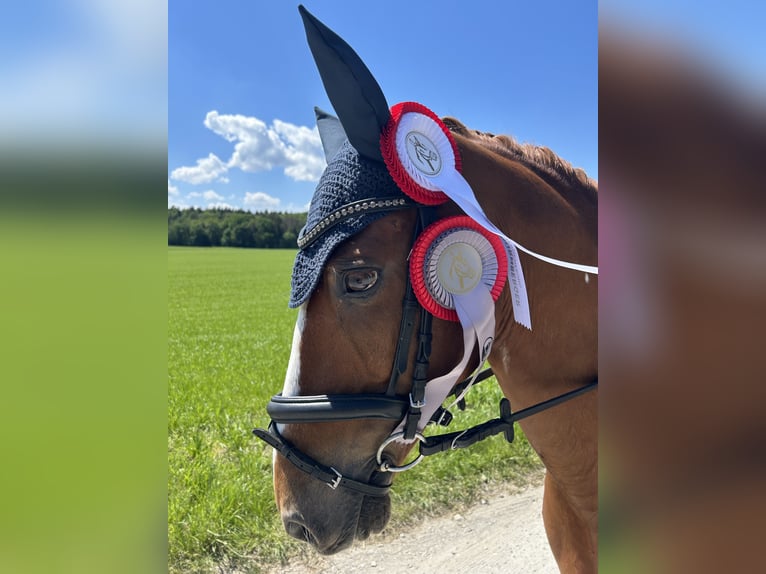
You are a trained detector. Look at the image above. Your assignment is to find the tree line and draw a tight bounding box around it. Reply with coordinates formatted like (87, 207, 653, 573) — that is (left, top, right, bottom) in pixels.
(168, 207, 307, 248)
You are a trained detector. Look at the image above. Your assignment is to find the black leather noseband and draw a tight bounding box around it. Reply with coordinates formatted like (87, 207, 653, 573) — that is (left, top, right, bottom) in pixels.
(266, 393, 409, 423)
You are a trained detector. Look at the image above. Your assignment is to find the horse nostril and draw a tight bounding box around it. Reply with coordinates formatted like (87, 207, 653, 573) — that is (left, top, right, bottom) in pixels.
(285, 520, 317, 545)
(356, 526, 370, 541)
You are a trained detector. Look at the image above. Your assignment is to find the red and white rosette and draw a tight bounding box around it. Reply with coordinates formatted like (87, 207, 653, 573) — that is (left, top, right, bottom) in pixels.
(409, 216, 508, 323)
(381, 102, 457, 205)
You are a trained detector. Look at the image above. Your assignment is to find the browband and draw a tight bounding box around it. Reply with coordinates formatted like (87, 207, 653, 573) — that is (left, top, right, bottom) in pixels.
(296, 196, 415, 249)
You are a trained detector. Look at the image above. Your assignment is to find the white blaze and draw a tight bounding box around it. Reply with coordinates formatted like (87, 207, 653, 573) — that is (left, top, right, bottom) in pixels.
(275, 304, 306, 438)
(283, 303, 306, 397)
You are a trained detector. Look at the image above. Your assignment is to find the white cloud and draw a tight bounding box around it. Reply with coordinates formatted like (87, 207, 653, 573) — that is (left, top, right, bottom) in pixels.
(273, 119, 327, 182)
(207, 202, 236, 210)
(170, 153, 229, 185)
(202, 190, 224, 201)
(168, 180, 183, 207)
(187, 189, 225, 202)
(204, 111, 325, 182)
(244, 191, 281, 211)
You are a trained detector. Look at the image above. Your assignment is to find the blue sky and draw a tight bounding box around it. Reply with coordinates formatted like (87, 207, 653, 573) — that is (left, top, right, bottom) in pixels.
(169, 1, 598, 212)
(1, 0, 165, 147)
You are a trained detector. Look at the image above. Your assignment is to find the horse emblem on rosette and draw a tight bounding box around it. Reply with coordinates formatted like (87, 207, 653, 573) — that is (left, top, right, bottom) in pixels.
(254, 6, 598, 571)
(407, 132, 441, 175)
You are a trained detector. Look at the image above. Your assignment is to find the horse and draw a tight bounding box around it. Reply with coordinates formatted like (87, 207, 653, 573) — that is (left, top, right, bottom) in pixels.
(254, 7, 598, 572)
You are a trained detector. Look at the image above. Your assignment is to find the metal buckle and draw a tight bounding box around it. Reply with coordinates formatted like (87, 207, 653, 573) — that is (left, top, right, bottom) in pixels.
(376, 432, 426, 473)
(450, 429, 469, 450)
(328, 467, 342, 490)
(409, 393, 425, 409)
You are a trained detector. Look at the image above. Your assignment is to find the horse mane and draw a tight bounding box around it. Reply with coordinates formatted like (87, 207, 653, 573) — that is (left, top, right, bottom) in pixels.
(442, 117, 597, 194)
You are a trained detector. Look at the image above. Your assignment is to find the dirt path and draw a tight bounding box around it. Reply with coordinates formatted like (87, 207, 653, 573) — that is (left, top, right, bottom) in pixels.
(267, 480, 557, 574)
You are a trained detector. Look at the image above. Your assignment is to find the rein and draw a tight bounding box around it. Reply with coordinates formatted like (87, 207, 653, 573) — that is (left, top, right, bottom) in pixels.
(419, 378, 598, 456)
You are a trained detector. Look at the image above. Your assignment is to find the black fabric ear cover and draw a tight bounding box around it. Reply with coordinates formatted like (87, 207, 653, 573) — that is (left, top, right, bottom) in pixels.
(299, 5, 391, 163)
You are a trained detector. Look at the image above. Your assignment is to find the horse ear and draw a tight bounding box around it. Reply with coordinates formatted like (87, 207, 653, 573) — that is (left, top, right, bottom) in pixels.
(299, 5, 390, 163)
(314, 107, 347, 162)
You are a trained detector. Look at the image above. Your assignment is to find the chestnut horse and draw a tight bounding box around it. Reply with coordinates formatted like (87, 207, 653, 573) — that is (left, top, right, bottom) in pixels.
(254, 7, 597, 573)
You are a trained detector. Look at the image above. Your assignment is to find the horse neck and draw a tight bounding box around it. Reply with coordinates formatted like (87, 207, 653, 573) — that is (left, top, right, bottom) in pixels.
(452, 133, 598, 392)
(454, 132, 597, 266)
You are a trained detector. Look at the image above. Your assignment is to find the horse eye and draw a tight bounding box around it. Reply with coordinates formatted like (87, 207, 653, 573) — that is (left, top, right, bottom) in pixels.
(344, 269, 378, 293)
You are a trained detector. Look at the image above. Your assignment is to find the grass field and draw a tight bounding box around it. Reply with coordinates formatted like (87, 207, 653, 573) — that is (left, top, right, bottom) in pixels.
(168, 246, 542, 573)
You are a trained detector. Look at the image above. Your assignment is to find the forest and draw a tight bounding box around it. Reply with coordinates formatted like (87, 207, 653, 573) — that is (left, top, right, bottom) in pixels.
(168, 207, 307, 248)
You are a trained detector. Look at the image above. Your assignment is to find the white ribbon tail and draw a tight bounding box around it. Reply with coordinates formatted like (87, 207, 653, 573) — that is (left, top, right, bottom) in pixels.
(506, 243, 531, 330)
(436, 170, 598, 275)
(393, 286, 497, 439)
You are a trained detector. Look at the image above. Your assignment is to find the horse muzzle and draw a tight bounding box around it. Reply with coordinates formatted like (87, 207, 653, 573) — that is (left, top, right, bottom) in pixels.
(280, 491, 391, 554)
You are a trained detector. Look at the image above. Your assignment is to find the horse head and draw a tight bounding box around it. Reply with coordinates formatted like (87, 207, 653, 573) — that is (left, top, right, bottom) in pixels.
(272, 195, 468, 553)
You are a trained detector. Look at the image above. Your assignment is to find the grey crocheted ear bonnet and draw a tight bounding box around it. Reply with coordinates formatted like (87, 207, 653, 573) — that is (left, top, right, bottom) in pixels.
(288, 140, 411, 307)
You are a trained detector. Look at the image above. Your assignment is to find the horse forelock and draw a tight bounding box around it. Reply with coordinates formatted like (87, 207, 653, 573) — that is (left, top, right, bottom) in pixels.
(442, 117, 597, 194)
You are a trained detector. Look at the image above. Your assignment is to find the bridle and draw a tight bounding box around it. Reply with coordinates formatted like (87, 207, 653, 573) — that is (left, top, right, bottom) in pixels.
(253, 203, 437, 495)
(253, 201, 597, 496)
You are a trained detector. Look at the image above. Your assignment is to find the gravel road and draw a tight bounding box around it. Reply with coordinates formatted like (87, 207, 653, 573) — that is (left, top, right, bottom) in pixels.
(267, 480, 557, 574)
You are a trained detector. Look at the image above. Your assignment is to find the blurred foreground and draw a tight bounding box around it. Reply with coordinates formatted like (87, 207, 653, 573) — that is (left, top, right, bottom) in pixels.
(599, 13, 765, 574)
(0, 1, 166, 573)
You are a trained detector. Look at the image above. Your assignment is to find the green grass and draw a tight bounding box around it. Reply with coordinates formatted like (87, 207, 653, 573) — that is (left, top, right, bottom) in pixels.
(168, 246, 542, 573)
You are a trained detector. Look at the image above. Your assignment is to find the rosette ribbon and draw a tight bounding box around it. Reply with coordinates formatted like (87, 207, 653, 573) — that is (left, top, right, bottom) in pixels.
(381, 102, 599, 330)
